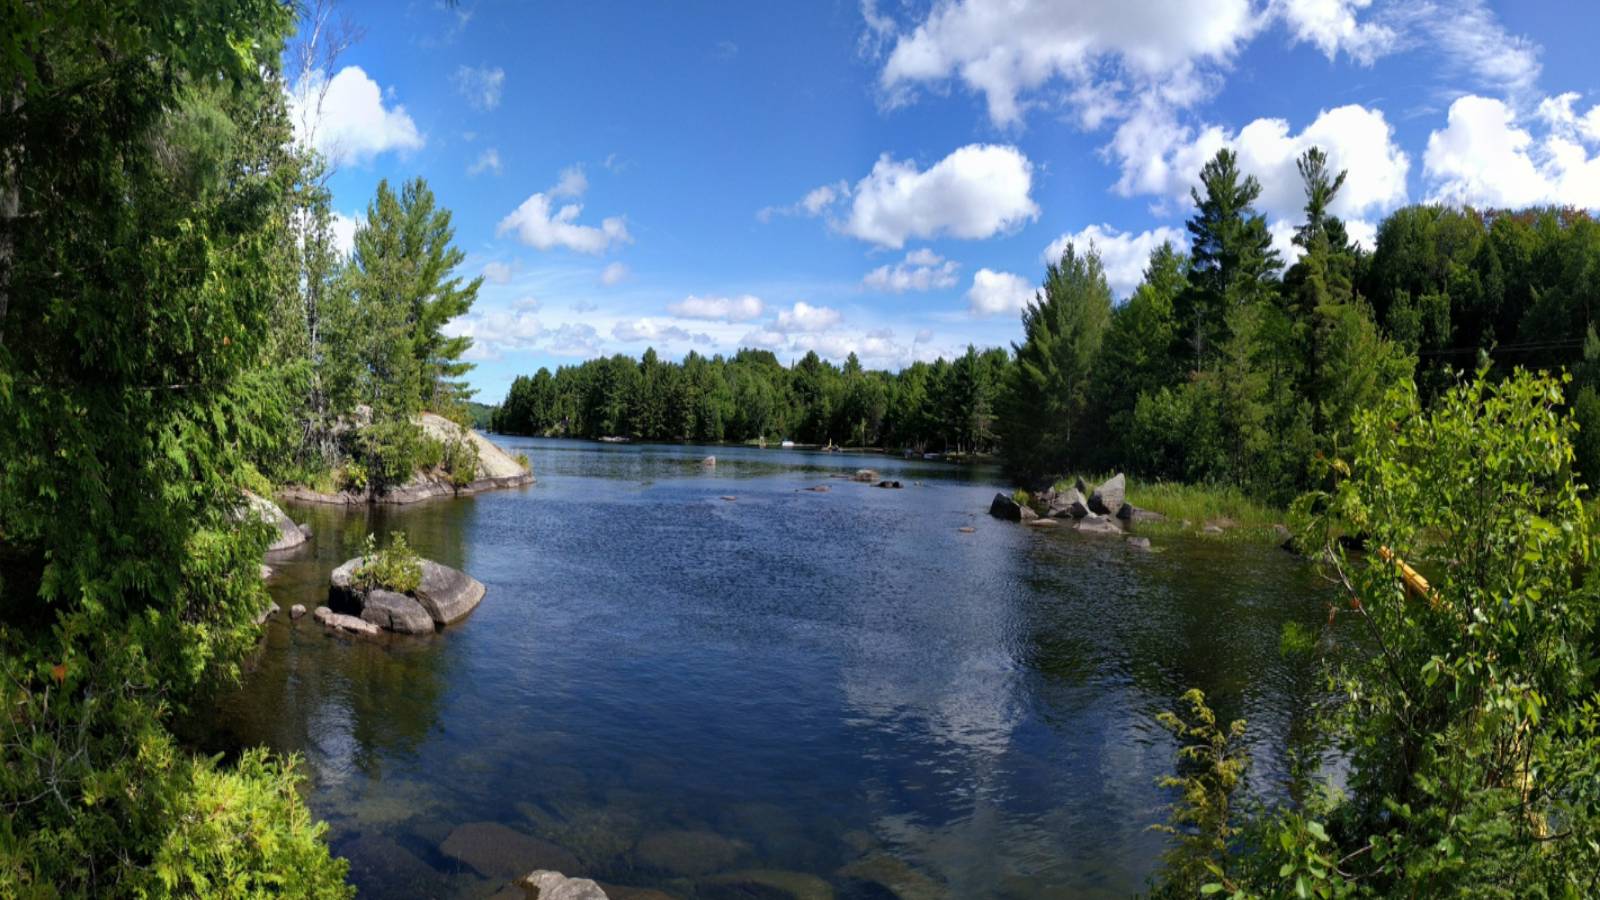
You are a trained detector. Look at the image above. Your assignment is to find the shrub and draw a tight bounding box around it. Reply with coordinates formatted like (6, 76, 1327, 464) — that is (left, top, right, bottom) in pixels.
(440, 433, 480, 488)
(353, 532, 423, 594)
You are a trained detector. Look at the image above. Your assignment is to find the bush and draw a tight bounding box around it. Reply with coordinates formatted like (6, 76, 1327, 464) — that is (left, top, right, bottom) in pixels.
(440, 433, 480, 488)
(1151, 370, 1600, 896)
(353, 532, 423, 594)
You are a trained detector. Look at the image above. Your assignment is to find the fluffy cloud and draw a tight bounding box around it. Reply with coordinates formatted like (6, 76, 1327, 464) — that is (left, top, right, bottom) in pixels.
(544, 323, 603, 357)
(1424, 94, 1600, 209)
(551, 165, 588, 199)
(330, 212, 360, 257)
(668, 294, 766, 321)
(1116, 104, 1408, 222)
(453, 64, 506, 111)
(876, 0, 1259, 127)
(862, 249, 960, 292)
(1420, 0, 1541, 99)
(1275, 0, 1398, 64)
(468, 148, 502, 176)
(834, 144, 1039, 248)
(759, 180, 849, 222)
(482, 261, 515, 284)
(738, 328, 789, 351)
(288, 66, 422, 166)
(442, 307, 544, 360)
(1043, 224, 1186, 298)
(612, 319, 709, 344)
(774, 302, 843, 333)
(600, 262, 630, 286)
(497, 194, 631, 254)
(966, 268, 1036, 316)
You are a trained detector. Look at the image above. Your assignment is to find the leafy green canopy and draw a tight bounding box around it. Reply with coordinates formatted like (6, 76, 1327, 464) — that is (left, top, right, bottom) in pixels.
(0, 1, 348, 894)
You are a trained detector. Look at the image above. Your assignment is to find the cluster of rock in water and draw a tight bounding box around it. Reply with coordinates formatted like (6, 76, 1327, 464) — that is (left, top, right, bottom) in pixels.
(248, 491, 487, 636)
(988, 473, 1160, 549)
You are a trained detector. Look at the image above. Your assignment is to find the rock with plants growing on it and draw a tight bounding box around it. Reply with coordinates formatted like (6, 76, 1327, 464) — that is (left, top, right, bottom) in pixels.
(327, 532, 486, 635)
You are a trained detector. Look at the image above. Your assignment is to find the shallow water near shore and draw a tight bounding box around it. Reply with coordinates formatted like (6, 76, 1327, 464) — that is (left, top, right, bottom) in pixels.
(197, 439, 1339, 898)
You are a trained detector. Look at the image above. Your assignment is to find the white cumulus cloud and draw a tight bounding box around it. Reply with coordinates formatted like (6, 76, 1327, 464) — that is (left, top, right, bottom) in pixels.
(288, 66, 423, 166)
(836, 144, 1039, 248)
(1043, 224, 1187, 299)
(774, 302, 843, 333)
(1423, 94, 1600, 210)
(482, 261, 515, 284)
(967, 268, 1036, 316)
(600, 262, 630, 286)
(612, 319, 709, 344)
(862, 249, 961, 292)
(497, 194, 631, 255)
(669, 294, 766, 322)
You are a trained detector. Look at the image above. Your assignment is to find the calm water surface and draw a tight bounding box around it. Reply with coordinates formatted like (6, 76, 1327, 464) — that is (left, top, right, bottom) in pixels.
(200, 440, 1338, 899)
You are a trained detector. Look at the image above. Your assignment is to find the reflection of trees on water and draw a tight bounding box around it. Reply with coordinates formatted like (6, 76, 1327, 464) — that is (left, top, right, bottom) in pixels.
(184, 497, 475, 785)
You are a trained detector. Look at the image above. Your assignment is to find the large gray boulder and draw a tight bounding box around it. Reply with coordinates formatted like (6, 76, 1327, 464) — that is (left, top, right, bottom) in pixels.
(413, 560, 487, 627)
(244, 492, 309, 552)
(1049, 488, 1091, 518)
(989, 493, 1037, 521)
(1076, 514, 1123, 536)
(1117, 501, 1166, 523)
(1089, 473, 1126, 516)
(328, 556, 485, 633)
(360, 589, 435, 635)
(517, 870, 609, 900)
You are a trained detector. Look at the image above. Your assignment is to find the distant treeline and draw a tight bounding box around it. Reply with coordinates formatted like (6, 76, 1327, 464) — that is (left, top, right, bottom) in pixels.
(492, 346, 1012, 453)
(496, 147, 1600, 504)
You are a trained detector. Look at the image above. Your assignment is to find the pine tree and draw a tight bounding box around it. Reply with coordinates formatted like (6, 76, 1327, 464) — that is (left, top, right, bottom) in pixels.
(1179, 148, 1281, 365)
(999, 243, 1113, 479)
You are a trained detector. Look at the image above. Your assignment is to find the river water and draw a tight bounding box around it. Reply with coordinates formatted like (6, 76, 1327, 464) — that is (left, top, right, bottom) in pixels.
(200, 439, 1338, 899)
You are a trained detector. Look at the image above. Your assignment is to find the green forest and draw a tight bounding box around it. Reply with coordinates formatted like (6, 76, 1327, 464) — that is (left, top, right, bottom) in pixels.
(5, 0, 1600, 897)
(496, 146, 1600, 506)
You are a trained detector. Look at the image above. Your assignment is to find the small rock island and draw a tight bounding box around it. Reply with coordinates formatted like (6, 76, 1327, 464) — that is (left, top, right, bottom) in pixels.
(320, 554, 486, 636)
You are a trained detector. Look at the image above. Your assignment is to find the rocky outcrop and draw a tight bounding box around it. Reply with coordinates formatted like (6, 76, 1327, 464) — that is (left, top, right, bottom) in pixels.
(1076, 514, 1123, 535)
(283, 414, 533, 506)
(414, 559, 487, 626)
(517, 870, 609, 900)
(328, 556, 485, 634)
(360, 589, 435, 634)
(1049, 488, 1091, 518)
(1088, 473, 1126, 516)
(313, 605, 381, 636)
(1116, 501, 1166, 523)
(989, 493, 1037, 521)
(243, 492, 309, 552)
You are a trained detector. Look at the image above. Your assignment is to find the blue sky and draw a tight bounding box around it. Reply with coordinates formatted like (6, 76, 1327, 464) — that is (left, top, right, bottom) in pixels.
(289, 0, 1600, 403)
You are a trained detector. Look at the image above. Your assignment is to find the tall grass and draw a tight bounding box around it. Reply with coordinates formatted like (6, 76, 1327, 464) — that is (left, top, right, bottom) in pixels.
(1051, 474, 1285, 540)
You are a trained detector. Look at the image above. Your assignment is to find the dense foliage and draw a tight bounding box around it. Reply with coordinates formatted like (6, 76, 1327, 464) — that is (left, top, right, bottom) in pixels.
(494, 345, 1012, 453)
(0, 0, 350, 894)
(1151, 370, 1600, 897)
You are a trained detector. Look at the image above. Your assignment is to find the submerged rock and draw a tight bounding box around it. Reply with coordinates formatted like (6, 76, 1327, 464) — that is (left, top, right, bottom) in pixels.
(1127, 536, 1153, 551)
(312, 605, 381, 636)
(1088, 473, 1126, 516)
(837, 852, 944, 900)
(704, 869, 835, 900)
(875, 480, 903, 489)
(633, 829, 745, 876)
(517, 869, 609, 900)
(441, 822, 580, 882)
(290, 603, 307, 619)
